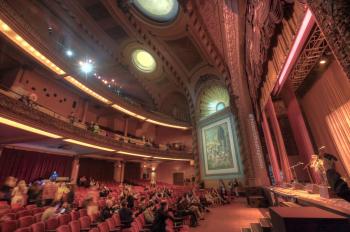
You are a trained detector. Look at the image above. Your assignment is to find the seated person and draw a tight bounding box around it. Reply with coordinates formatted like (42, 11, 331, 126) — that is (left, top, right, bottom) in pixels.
(119, 200, 133, 227)
(100, 199, 116, 221)
(42, 202, 60, 221)
(324, 153, 350, 202)
(152, 201, 174, 232)
(144, 204, 156, 224)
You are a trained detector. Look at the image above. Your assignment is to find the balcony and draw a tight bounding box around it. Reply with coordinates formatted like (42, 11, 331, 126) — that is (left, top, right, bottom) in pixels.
(0, 88, 193, 161)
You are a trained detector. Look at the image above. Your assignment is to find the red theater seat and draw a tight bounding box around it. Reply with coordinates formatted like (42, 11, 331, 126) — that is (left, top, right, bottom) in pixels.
(18, 216, 35, 228)
(70, 211, 79, 221)
(14, 227, 31, 232)
(1, 219, 18, 232)
(97, 222, 109, 232)
(106, 218, 121, 231)
(58, 214, 71, 226)
(68, 220, 80, 232)
(17, 210, 32, 219)
(88, 228, 98, 232)
(25, 205, 37, 211)
(78, 209, 87, 218)
(34, 213, 43, 222)
(31, 222, 45, 232)
(4, 213, 17, 220)
(45, 217, 59, 231)
(56, 225, 71, 232)
(78, 216, 91, 230)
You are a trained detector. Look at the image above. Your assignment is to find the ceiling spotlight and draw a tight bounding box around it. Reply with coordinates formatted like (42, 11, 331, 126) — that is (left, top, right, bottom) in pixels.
(65, 49, 74, 57)
(79, 60, 94, 74)
(98, 76, 101, 79)
(319, 59, 327, 64)
(111, 79, 115, 82)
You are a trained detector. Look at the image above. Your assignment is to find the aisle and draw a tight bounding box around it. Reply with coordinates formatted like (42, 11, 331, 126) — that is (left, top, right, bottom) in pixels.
(190, 198, 267, 232)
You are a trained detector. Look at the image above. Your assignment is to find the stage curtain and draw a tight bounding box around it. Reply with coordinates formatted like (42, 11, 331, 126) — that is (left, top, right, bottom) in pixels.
(0, 148, 73, 183)
(301, 60, 350, 177)
(78, 158, 114, 181)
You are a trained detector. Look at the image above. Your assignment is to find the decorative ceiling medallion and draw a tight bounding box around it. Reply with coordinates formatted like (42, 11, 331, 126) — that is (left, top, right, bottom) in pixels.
(133, 0, 179, 23)
(131, 49, 157, 73)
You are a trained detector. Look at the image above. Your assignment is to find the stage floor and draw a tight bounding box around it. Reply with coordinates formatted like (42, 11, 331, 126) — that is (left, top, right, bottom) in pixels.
(190, 197, 268, 232)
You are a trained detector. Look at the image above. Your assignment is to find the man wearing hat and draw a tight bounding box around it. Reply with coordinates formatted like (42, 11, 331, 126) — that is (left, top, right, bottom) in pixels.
(323, 153, 350, 202)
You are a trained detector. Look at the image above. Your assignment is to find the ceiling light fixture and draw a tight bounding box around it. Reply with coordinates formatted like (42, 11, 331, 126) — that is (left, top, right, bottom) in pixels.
(319, 59, 327, 64)
(65, 49, 74, 57)
(64, 76, 112, 104)
(0, 19, 65, 75)
(0, 116, 62, 138)
(64, 139, 115, 152)
(117, 151, 151, 158)
(131, 49, 156, 73)
(79, 60, 94, 74)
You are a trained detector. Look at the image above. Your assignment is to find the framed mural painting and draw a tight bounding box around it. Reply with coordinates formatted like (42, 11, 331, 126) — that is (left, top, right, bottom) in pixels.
(200, 116, 239, 176)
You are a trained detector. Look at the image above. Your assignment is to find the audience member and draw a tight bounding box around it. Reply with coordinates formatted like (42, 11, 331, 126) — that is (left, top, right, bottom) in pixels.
(119, 200, 133, 227)
(0, 176, 16, 203)
(11, 180, 28, 208)
(42, 180, 58, 206)
(152, 201, 174, 232)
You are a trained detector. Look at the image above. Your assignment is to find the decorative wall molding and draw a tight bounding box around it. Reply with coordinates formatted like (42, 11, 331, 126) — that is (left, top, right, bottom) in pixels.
(306, 0, 350, 79)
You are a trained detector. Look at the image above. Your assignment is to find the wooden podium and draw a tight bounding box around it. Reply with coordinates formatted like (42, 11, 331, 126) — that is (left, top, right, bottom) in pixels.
(269, 207, 350, 232)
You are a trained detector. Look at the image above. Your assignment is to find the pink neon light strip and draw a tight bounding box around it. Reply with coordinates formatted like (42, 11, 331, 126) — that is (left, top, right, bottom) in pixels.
(276, 9, 314, 90)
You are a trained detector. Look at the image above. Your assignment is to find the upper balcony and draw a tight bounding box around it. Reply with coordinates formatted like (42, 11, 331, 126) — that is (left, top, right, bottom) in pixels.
(0, 88, 193, 161)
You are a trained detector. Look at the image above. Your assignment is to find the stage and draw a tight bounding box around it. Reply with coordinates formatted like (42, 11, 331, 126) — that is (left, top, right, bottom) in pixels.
(265, 186, 350, 217)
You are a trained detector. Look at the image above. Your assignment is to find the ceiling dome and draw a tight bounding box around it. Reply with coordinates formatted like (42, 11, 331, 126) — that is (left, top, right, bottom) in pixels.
(131, 49, 157, 73)
(198, 84, 230, 119)
(133, 0, 179, 23)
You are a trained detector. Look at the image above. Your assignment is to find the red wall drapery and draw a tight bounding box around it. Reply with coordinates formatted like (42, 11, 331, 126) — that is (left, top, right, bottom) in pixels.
(78, 158, 114, 181)
(0, 148, 73, 183)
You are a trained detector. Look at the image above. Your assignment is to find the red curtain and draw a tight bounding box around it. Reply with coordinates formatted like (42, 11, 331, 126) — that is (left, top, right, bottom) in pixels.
(78, 158, 114, 181)
(0, 148, 73, 183)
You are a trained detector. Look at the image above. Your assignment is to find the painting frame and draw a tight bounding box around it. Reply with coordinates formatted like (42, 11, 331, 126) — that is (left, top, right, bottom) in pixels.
(198, 108, 242, 179)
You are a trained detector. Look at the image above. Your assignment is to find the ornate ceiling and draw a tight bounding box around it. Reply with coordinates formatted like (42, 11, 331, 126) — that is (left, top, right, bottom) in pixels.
(0, 0, 244, 124)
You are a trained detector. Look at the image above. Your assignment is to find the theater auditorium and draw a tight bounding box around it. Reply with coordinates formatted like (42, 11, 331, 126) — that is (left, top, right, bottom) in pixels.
(0, 1, 350, 232)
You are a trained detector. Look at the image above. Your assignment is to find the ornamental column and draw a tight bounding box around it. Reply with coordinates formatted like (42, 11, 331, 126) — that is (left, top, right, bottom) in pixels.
(120, 161, 125, 183)
(124, 117, 129, 137)
(266, 97, 293, 182)
(70, 157, 80, 184)
(262, 111, 282, 183)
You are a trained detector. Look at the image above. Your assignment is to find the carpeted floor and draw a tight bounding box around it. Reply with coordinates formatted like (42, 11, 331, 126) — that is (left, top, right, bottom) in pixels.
(190, 198, 268, 232)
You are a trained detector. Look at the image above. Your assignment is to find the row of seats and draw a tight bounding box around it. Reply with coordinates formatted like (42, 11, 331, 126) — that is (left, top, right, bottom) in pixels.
(1, 207, 89, 232)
